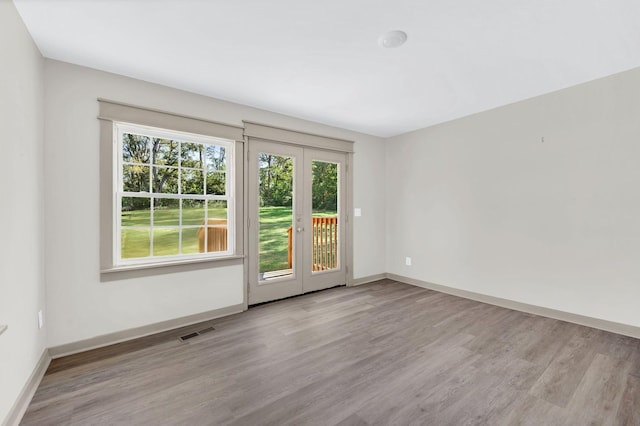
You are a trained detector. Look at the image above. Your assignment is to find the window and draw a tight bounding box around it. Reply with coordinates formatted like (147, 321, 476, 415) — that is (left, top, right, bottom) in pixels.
(99, 100, 244, 274)
(114, 123, 235, 266)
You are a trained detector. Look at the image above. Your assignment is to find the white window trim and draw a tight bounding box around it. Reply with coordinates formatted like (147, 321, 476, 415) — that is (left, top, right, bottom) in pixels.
(113, 122, 236, 267)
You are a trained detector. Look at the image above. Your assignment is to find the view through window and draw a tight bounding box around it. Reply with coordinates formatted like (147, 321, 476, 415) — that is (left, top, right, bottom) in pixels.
(115, 123, 234, 265)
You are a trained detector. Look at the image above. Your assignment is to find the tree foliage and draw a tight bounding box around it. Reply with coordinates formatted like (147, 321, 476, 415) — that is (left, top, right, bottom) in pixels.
(311, 161, 337, 212)
(258, 154, 338, 212)
(258, 153, 293, 207)
(121, 133, 227, 210)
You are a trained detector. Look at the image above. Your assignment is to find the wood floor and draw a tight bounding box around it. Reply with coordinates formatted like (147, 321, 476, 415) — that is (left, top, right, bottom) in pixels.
(22, 280, 640, 425)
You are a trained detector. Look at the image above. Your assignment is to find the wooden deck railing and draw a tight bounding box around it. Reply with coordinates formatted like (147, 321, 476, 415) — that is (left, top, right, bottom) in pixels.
(200, 216, 338, 272)
(287, 216, 338, 271)
(198, 219, 227, 252)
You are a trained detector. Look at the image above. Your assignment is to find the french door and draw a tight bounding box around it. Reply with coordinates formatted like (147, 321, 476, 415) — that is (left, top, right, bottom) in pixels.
(248, 140, 347, 305)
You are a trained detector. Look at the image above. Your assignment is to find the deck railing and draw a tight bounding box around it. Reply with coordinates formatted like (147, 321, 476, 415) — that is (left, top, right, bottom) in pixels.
(287, 216, 338, 271)
(199, 216, 338, 272)
(198, 219, 228, 252)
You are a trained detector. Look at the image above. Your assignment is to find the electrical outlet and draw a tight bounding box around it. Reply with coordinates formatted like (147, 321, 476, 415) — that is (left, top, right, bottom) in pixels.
(38, 310, 43, 329)
(405, 257, 412, 266)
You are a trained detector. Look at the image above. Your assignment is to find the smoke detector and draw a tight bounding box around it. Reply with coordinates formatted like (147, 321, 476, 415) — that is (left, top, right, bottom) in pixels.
(378, 30, 408, 48)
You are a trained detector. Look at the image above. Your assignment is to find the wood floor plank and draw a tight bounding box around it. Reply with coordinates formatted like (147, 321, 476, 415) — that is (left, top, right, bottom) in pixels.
(20, 280, 640, 426)
(499, 394, 567, 426)
(562, 353, 631, 426)
(515, 319, 573, 368)
(427, 368, 525, 426)
(614, 373, 640, 426)
(529, 333, 597, 407)
(324, 340, 480, 425)
(333, 414, 370, 426)
(377, 360, 486, 425)
(472, 344, 544, 391)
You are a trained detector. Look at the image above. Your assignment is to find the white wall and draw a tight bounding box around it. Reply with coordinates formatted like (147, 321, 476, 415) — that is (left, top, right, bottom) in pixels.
(386, 67, 640, 327)
(0, 0, 46, 422)
(44, 60, 386, 347)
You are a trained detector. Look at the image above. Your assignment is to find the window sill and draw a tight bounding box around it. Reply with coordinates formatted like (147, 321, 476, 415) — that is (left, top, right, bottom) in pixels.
(100, 255, 244, 281)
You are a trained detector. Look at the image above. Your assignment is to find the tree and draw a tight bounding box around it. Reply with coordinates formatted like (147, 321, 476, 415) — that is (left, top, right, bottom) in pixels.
(151, 138, 179, 197)
(312, 161, 337, 211)
(206, 145, 226, 195)
(258, 153, 293, 207)
(122, 134, 151, 209)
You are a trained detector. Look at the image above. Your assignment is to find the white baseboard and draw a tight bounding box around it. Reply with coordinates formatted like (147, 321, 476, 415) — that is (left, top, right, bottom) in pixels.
(386, 273, 640, 340)
(351, 273, 387, 286)
(2, 349, 51, 426)
(49, 303, 244, 359)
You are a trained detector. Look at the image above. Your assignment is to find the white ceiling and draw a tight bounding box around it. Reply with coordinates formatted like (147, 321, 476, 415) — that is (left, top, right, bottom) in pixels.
(13, 0, 640, 137)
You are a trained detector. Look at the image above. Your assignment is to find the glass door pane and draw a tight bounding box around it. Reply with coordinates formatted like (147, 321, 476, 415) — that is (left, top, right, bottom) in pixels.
(258, 153, 294, 281)
(310, 160, 339, 273)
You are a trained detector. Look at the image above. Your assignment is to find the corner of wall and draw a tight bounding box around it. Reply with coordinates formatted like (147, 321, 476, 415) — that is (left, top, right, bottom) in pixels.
(0, 1, 48, 424)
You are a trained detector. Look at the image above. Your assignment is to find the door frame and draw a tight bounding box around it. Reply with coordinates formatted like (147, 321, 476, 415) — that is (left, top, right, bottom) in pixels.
(242, 122, 354, 308)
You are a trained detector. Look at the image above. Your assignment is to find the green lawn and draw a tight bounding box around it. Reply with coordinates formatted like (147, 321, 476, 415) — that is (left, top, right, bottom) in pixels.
(121, 206, 336, 272)
(258, 206, 293, 272)
(258, 207, 336, 272)
(121, 205, 227, 258)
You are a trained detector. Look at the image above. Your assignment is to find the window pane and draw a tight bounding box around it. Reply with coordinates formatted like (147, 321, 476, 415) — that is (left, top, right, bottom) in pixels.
(311, 161, 338, 214)
(151, 138, 179, 165)
(311, 161, 339, 272)
(123, 164, 150, 192)
(258, 153, 294, 278)
(121, 228, 150, 259)
(152, 166, 178, 193)
(181, 142, 205, 168)
(206, 171, 226, 195)
(181, 169, 204, 194)
(122, 133, 150, 164)
(181, 228, 201, 254)
(204, 201, 228, 252)
(153, 198, 179, 226)
(152, 228, 179, 256)
(121, 197, 150, 227)
(207, 200, 227, 222)
(182, 199, 205, 225)
(206, 145, 226, 171)
(205, 224, 228, 253)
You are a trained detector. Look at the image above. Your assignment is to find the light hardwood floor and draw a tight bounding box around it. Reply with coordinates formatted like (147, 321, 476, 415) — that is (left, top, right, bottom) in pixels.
(21, 280, 640, 425)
